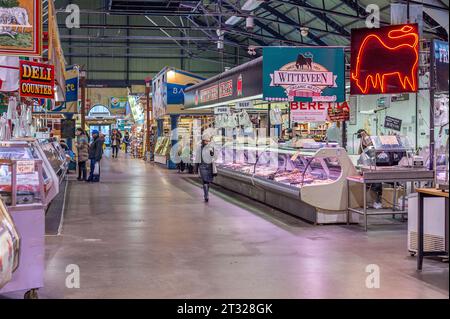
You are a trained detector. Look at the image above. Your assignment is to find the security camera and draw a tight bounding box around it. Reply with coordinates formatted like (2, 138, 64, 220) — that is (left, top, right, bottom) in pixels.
(300, 27, 309, 37)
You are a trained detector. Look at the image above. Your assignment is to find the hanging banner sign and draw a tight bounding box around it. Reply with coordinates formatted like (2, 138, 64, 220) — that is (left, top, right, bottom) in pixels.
(214, 106, 230, 115)
(65, 66, 79, 102)
(384, 116, 402, 131)
(263, 47, 345, 103)
(20, 60, 55, 99)
(235, 100, 253, 109)
(290, 102, 328, 122)
(350, 24, 419, 95)
(0, 0, 43, 57)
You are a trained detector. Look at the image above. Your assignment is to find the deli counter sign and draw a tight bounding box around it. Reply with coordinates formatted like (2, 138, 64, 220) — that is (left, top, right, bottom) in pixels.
(263, 47, 345, 103)
(20, 61, 55, 99)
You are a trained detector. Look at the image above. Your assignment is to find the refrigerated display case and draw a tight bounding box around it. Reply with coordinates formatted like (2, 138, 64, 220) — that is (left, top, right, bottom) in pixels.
(36, 138, 69, 182)
(0, 140, 59, 206)
(154, 136, 171, 165)
(435, 137, 449, 191)
(214, 143, 358, 223)
(0, 158, 45, 298)
(0, 199, 20, 289)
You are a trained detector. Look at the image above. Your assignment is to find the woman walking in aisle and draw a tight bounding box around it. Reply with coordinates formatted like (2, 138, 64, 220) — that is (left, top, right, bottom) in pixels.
(111, 129, 122, 158)
(75, 128, 89, 181)
(198, 135, 216, 203)
(123, 131, 131, 154)
(87, 130, 104, 182)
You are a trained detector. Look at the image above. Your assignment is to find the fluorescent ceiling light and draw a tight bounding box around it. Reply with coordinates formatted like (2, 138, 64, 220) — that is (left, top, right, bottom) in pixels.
(225, 0, 264, 25)
(225, 16, 243, 25)
(241, 0, 264, 11)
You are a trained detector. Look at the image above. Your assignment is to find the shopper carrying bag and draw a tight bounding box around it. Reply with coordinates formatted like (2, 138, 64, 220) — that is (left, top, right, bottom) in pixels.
(87, 130, 104, 183)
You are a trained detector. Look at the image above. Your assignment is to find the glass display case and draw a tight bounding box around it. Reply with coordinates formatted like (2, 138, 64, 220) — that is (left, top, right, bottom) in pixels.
(0, 199, 20, 289)
(214, 143, 358, 222)
(435, 137, 449, 191)
(36, 138, 69, 181)
(0, 141, 58, 206)
(358, 135, 414, 168)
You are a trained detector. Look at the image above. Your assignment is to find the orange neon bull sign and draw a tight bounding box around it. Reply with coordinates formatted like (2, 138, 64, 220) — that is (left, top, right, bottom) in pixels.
(350, 24, 419, 95)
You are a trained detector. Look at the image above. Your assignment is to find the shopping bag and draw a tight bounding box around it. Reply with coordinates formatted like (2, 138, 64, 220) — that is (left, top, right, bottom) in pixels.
(212, 162, 218, 176)
(93, 162, 100, 175)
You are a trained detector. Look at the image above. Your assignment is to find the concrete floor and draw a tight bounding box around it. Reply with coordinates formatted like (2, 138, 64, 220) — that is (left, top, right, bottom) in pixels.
(3, 151, 449, 298)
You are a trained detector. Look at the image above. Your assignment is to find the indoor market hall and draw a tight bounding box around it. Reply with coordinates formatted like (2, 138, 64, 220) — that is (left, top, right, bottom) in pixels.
(0, 0, 448, 304)
(3, 151, 446, 299)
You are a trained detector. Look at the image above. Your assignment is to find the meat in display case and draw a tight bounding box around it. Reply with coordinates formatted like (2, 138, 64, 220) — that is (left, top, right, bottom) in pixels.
(0, 141, 59, 206)
(36, 138, 69, 182)
(215, 144, 358, 223)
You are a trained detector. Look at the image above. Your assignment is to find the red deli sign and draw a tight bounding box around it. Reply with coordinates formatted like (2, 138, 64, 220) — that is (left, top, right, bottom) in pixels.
(20, 61, 55, 99)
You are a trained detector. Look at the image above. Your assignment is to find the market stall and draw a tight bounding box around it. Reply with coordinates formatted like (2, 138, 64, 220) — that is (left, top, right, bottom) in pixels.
(152, 67, 211, 168)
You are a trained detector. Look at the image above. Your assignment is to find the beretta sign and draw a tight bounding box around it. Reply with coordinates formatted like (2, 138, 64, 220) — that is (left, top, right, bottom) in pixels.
(263, 47, 345, 103)
(20, 60, 55, 99)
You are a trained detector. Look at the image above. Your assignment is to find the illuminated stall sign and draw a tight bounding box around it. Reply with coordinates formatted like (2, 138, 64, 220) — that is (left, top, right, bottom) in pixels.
(199, 85, 219, 104)
(290, 101, 351, 122)
(20, 61, 55, 99)
(350, 24, 419, 95)
(219, 79, 233, 98)
(263, 47, 345, 103)
(432, 40, 449, 93)
(184, 58, 262, 109)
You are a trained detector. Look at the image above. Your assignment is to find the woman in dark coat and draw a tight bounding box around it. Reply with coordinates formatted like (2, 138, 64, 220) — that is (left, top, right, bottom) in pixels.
(198, 138, 216, 202)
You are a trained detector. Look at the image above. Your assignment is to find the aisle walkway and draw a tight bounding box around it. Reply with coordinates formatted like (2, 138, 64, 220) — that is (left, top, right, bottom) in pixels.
(35, 153, 449, 298)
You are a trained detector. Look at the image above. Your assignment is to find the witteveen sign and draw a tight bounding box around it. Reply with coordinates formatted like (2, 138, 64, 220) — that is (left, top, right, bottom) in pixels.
(263, 47, 345, 103)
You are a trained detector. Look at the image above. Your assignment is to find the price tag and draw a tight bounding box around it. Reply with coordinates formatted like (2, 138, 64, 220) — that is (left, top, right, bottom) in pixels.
(17, 161, 35, 174)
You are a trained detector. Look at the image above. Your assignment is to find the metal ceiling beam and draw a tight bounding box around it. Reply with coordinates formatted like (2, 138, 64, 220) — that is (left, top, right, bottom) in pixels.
(221, 0, 303, 46)
(259, 3, 327, 45)
(293, 0, 350, 37)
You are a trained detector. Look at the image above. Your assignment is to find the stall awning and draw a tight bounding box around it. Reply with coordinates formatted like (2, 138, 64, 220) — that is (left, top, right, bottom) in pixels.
(184, 57, 262, 109)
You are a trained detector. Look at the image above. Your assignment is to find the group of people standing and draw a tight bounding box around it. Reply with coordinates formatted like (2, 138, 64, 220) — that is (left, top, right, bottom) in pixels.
(75, 128, 105, 182)
(75, 128, 132, 182)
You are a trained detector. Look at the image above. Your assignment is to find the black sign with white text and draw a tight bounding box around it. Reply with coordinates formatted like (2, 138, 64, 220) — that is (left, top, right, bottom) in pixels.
(384, 116, 402, 131)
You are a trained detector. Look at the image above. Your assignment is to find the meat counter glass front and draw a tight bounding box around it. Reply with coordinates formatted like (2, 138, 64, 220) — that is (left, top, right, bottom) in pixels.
(214, 143, 358, 223)
(36, 138, 69, 182)
(0, 141, 58, 206)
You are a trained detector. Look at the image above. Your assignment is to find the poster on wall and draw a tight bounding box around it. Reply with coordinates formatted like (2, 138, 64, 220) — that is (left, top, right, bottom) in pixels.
(432, 40, 449, 93)
(263, 47, 345, 103)
(110, 97, 127, 116)
(350, 24, 419, 95)
(0, 0, 43, 57)
(19, 60, 54, 99)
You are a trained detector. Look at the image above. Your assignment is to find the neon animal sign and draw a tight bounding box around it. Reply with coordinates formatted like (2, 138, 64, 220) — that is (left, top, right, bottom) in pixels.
(351, 24, 419, 95)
